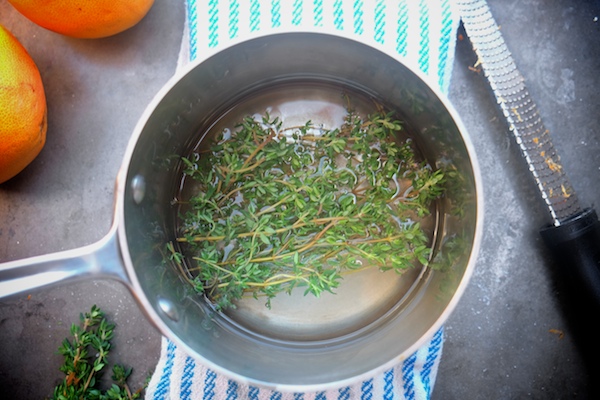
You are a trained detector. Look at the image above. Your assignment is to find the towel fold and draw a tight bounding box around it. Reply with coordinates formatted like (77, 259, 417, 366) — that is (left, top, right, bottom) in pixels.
(147, 1, 460, 399)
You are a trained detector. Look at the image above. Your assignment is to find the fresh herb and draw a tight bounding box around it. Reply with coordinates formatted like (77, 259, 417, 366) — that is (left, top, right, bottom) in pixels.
(51, 305, 143, 400)
(173, 110, 446, 310)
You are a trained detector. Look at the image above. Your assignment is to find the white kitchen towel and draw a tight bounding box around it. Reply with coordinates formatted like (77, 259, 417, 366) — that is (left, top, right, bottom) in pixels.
(176, 0, 458, 93)
(146, 1, 459, 399)
(146, 327, 445, 400)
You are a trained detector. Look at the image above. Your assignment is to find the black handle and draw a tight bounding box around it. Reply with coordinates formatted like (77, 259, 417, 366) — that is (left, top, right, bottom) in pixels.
(540, 208, 600, 311)
(540, 209, 600, 384)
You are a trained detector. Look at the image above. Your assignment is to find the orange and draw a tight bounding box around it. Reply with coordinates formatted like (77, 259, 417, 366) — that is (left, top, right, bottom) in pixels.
(0, 24, 47, 184)
(7, 0, 155, 39)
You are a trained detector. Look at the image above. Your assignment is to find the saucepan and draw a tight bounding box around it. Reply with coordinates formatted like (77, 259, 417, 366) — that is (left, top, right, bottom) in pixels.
(0, 31, 482, 391)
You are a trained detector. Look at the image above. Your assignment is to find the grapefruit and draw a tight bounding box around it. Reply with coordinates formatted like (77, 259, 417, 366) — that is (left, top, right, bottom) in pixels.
(7, 0, 155, 39)
(0, 24, 47, 184)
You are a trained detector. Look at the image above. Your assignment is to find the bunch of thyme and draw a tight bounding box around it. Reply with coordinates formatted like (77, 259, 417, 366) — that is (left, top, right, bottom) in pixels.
(51, 305, 142, 400)
(172, 110, 446, 310)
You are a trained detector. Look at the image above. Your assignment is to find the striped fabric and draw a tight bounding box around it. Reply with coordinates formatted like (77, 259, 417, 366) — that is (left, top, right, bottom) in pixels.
(177, 0, 459, 93)
(150, 1, 460, 399)
(146, 328, 445, 400)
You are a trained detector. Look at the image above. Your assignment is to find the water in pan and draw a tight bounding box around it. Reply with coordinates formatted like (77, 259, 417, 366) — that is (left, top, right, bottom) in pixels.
(175, 80, 440, 342)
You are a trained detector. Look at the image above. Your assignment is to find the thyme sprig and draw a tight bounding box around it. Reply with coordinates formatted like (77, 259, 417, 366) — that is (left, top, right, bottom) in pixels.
(174, 111, 446, 310)
(51, 305, 142, 400)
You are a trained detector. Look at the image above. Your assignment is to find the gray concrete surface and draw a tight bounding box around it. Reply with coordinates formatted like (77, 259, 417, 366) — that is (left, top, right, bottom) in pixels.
(0, 0, 599, 398)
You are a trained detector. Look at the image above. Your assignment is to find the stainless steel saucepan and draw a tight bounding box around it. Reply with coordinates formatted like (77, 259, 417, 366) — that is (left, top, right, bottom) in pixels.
(0, 31, 482, 391)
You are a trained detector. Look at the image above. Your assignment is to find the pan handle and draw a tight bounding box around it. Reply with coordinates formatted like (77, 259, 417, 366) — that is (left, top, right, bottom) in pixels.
(0, 224, 128, 299)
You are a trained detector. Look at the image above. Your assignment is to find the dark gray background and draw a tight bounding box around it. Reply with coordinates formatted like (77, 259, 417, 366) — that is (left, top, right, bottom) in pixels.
(1, 1, 598, 398)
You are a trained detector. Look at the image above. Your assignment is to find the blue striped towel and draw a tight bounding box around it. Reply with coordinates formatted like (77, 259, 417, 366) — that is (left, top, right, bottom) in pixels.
(146, 1, 460, 399)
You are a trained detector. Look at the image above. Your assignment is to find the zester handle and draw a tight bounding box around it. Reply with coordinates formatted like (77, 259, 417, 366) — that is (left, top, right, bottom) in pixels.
(540, 208, 600, 310)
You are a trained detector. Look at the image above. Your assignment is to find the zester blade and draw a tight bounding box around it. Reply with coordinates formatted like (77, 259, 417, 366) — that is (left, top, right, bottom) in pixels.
(456, 0, 582, 226)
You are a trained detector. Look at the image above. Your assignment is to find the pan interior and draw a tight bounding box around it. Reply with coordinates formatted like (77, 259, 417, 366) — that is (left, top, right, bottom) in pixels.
(174, 80, 438, 343)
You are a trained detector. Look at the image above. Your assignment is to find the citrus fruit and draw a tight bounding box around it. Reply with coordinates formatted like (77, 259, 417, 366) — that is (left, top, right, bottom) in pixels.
(7, 0, 155, 39)
(0, 24, 47, 184)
